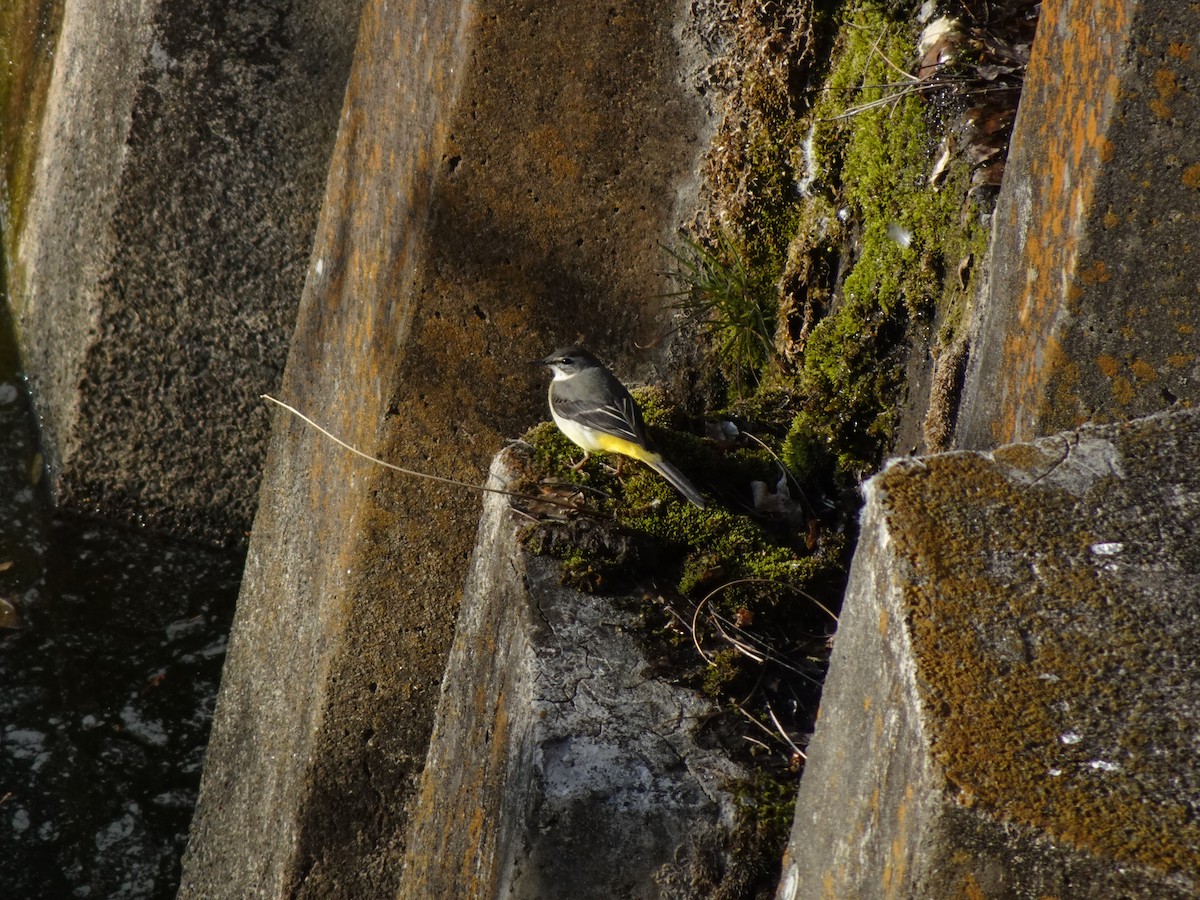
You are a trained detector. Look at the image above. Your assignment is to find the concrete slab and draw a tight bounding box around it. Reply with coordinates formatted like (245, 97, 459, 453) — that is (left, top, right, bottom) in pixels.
(400, 453, 745, 899)
(8, 0, 362, 543)
(778, 408, 1200, 898)
(957, 0, 1200, 450)
(180, 0, 711, 894)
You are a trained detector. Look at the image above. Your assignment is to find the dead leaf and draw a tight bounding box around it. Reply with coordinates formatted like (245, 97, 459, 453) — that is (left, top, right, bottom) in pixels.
(0, 597, 21, 629)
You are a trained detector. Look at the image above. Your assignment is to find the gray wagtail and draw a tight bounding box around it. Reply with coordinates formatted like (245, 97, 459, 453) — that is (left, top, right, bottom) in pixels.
(538, 347, 706, 508)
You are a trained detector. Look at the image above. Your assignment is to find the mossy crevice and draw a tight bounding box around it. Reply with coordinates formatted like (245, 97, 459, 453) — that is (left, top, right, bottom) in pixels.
(681, 0, 995, 486)
(518, 1, 1028, 892)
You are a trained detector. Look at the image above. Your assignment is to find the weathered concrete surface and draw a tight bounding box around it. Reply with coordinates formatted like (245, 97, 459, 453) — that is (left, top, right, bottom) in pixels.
(181, 0, 709, 895)
(778, 408, 1200, 899)
(6, 0, 362, 542)
(400, 453, 745, 898)
(957, 0, 1200, 450)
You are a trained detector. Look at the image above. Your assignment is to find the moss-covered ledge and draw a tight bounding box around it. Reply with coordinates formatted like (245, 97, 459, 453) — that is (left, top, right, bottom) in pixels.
(400, 449, 755, 898)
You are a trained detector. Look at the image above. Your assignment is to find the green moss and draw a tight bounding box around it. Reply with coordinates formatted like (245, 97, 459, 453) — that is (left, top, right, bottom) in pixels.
(681, 0, 993, 489)
(694, 768, 802, 898)
(738, 769, 800, 850)
(767, 2, 990, 483)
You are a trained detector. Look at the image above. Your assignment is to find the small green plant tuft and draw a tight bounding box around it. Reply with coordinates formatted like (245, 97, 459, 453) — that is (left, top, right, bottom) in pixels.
(665, 230, 777, 393)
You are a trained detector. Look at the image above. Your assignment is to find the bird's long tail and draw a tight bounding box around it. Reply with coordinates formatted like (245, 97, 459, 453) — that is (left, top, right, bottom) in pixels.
(645, 454, 706, 508)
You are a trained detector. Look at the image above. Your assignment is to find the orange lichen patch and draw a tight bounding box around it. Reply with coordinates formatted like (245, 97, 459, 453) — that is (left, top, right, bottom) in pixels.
(1130, 358, 1159, 382)
(990, 441, 1056, 471)
(1168, 353, 1195, 368)
(984, 0, 1133, 444)
(1111, 374, 1135, 405)
(1102, 209, 1120, 229)
(522, 121, 569, 173)
(1079, 259, 1110, 284)
(1178, 323, 1196, 335)
(1153, 67, 1180, 102)
(464, 803, 493, 897)
(1168, 41, 1193, 62)
(1182, 163, 1200, 189)
(877, 433, 1200, 876)
(1096, 354, 1121, 379)
(962, 873, 988, 900)
(883, 786, 913, 891)
(1038, 338, 1087, 428)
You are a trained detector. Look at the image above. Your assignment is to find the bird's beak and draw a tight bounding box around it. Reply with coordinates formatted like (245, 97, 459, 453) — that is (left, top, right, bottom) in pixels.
(529, 356, 550, 367)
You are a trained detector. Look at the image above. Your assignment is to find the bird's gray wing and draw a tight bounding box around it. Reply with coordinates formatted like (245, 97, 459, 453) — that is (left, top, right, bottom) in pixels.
(552, 375, 650, 447)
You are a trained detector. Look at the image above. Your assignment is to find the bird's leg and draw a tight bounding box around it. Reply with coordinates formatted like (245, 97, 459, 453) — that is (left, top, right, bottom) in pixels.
(569, 450, 591, 472)
(598, 455, 625, 480)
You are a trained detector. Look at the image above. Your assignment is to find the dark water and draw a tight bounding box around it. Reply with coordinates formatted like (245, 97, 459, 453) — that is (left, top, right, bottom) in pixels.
(0, 302, 242, 897)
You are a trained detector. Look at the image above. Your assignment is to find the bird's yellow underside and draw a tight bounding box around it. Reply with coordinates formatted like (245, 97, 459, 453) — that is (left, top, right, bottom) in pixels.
(593, 433, 658, 463)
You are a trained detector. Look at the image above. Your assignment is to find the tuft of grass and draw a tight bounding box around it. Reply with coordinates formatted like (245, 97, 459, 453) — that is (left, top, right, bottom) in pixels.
(665, 230, 776, 394)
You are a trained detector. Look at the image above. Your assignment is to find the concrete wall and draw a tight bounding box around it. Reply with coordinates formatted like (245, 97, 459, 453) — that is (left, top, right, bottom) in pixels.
(179, 0, 711, 894)
(779, 410, 1200, 898)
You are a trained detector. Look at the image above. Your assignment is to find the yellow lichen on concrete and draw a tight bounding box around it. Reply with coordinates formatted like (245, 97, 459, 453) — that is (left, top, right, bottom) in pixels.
(1096, 354, 1120, 378)
(1129, 358, 1159, 381)
(1151, 67, 1180, 118)
(875, 432, 1200, 877)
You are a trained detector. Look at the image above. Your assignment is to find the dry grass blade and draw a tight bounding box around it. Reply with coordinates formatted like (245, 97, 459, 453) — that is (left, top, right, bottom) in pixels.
(263, 394, 583, 511)
(766, 702, 804, 757)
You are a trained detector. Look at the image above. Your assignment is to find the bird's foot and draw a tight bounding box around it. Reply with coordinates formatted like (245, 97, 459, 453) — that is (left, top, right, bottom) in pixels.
(599, 457, 625, 480)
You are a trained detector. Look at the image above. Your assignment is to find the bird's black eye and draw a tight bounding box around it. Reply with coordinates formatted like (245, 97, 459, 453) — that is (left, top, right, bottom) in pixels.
(559, 356, 573, 365)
